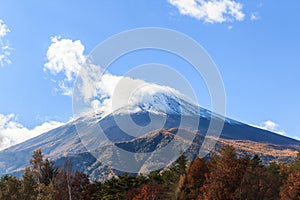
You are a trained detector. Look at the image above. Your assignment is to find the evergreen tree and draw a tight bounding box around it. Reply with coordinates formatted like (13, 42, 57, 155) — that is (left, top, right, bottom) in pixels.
(93, 173, 147, 200)
(176, 152, 188, 175)
(148, 170, 163, 184)
(290, 150, 300, 172)
(0, 175, 22, 200)
(22, 166, 37, 200)
(263, 162, 282, 199)
(40, 159, 58, 186)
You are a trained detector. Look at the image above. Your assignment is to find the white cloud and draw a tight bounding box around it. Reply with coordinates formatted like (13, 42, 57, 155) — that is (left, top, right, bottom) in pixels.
(44, 36, 86, 95)
(168, 0, 245, 23)
(0, 20, 9, 37)
(250, 13, 260, 21)
(44, 37, 194, 118)
(260, 120, 279, 131)
(0, 19, 12, 67)
(0, 113, 64, 150)
(251, 120, 287, 136)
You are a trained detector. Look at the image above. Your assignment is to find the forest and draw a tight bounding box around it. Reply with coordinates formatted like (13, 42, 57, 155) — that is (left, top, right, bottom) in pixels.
(0, 146, 300, 200)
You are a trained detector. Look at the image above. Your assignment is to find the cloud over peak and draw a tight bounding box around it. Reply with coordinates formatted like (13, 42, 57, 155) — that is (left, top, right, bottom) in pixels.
(44, 36, 194, 118)
(168, 0, 245, 23)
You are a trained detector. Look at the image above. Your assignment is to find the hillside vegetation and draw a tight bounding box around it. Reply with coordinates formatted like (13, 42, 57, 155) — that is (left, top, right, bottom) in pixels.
(1, 145, 300, 200)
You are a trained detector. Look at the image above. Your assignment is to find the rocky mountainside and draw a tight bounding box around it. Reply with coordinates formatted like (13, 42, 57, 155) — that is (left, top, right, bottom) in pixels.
(0, 93, 299, 179)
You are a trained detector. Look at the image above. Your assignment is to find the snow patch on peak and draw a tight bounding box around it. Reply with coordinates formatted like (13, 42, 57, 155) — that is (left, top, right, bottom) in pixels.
(109, 91, 201, 117)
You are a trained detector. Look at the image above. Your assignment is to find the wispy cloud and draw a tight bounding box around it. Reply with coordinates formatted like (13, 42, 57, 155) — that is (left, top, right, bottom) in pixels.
(250, 13, 260, 21)
(0, 113, 64, 150)
(257, 2, 263, 8)
(167, 0, 245, 23)
(0, 19, 12, 67)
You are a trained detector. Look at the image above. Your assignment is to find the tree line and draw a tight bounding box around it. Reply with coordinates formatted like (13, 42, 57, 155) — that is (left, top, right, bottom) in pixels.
(0, 146, 300, 199)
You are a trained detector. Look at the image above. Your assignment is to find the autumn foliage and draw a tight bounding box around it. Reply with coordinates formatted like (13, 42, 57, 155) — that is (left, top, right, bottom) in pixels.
(1, 146, 300, 199)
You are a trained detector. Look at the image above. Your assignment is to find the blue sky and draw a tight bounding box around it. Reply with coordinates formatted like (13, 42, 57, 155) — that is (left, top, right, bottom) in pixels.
(0, 0, 299, 149)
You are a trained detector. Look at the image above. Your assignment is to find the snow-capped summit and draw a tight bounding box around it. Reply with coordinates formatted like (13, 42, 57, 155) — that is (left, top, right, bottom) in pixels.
(110, 92, 200, 117)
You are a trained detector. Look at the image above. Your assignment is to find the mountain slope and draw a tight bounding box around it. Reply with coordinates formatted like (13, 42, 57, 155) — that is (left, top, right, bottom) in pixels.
(0, 93, 299, 178)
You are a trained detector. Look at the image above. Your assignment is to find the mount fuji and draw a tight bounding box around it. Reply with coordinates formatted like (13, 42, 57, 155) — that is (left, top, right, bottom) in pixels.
(0, 92, 299, 180)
